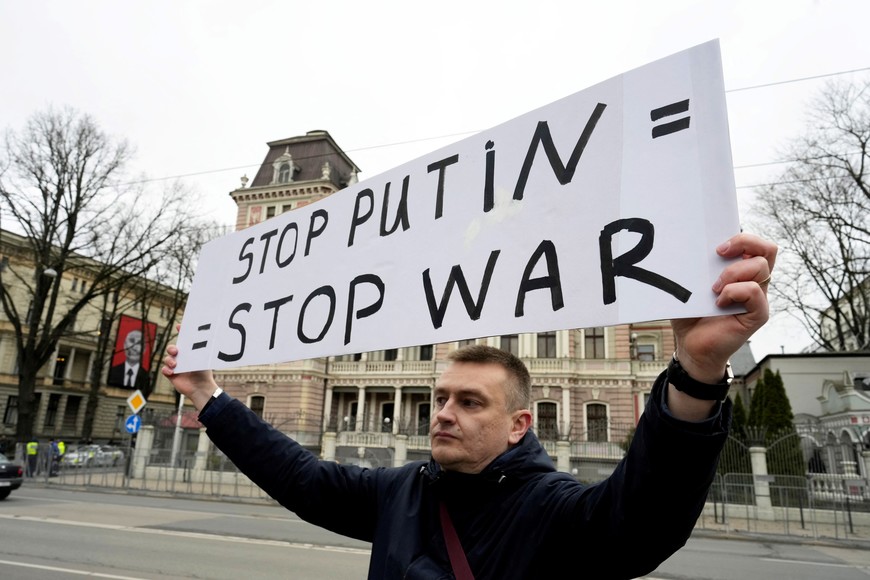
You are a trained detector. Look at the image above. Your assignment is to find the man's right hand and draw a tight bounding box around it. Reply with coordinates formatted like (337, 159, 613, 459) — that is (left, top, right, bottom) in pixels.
(162, 344, 220, 412)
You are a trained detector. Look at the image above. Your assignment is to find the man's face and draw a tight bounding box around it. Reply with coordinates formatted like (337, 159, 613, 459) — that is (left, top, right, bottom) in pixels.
(124, 330, 143, 364)
(430, 361, 529, 474)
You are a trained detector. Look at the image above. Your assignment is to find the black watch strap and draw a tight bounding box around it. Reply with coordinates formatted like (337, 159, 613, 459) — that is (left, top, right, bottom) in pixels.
(667, 355, 733, 401)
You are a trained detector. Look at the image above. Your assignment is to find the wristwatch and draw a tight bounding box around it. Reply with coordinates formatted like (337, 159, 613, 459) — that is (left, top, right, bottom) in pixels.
(667, 354, 733, 401)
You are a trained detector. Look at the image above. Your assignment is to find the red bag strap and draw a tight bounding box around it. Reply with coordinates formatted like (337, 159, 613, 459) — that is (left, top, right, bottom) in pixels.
(439, 501, 475, 580)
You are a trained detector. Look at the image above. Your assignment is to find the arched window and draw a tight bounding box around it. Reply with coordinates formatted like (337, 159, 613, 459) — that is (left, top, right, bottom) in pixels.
(278, 163, 291, 183)
(586, 403, 608, 442)
(536, 401, 558, 440)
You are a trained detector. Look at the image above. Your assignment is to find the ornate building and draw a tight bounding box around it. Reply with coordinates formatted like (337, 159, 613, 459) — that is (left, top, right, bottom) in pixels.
(0, 230, 182, 446)
(215, 131, 675, 477)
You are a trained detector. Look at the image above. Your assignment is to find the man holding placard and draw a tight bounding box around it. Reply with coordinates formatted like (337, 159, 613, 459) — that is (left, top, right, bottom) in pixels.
(162, 231, 775, 579)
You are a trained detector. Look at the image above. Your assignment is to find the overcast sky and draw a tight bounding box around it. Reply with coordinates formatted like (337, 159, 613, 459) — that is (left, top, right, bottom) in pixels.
(2, 0, 868, 361)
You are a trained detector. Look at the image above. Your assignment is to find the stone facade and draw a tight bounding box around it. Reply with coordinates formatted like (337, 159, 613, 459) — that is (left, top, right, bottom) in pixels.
(217, 132, 678, 470)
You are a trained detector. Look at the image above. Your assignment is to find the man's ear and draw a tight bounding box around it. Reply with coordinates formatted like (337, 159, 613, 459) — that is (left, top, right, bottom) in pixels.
(508, 409, 533, 444)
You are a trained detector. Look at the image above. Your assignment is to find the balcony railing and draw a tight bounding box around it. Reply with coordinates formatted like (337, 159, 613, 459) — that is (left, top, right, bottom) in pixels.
(524, 358, 664, 378)
(330, 360, 437, 375)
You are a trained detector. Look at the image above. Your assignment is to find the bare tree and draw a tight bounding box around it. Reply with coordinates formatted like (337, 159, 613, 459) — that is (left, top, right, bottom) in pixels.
(750, 76, 870, 351)
(79, 214, 220, 441)
(0, 107, 196, 443)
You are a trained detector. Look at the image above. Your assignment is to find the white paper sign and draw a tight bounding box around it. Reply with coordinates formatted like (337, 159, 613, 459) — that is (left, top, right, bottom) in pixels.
(175, 40, 739, 372)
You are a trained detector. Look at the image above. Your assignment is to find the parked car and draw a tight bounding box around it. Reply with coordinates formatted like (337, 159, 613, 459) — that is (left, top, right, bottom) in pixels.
(0, 453, 23, 500)
(61, 444, 125, 468)
(100, 445, 125, 466)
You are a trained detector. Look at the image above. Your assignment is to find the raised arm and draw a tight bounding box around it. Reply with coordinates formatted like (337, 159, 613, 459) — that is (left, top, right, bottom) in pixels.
(668, 232, 777, 421)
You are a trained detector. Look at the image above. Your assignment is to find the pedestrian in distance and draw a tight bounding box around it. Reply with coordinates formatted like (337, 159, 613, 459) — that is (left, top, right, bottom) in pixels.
(162, 232, 776, 579)
(25, 438, 39, 477)
(49, 438, 60, 476)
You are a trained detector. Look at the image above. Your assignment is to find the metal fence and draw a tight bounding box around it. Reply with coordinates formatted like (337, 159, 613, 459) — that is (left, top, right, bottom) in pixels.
(694, 430, 870, 541)
(21, 445, 273, 502)
(16, 427, 870, 543)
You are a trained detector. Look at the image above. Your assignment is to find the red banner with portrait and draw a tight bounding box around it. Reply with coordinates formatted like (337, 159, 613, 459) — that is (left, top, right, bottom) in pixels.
(107, 315, 157, 389)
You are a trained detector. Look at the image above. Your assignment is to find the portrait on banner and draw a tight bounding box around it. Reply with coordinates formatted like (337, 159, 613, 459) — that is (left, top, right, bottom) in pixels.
(107, 315, 157, 390)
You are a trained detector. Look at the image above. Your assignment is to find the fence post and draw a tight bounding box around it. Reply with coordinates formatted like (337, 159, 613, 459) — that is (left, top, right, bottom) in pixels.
(193, 427, 210, 471)
(556, 440, 571, 473)
(394, 434, 408, 468)
(132, 425, 154, 479)
(321, 432, 337, 461)
(862, 450, 870, 489)
(749, 445, 774, 517)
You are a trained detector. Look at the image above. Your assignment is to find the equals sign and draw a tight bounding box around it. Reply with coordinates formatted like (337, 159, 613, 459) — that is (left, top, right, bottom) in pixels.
(192, 324, 211, 350)
(650, 99, 690, 138)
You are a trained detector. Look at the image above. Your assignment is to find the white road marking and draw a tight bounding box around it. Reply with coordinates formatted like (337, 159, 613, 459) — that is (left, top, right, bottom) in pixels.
(762, 557, 867, 569)
(0, 558, 148, 579)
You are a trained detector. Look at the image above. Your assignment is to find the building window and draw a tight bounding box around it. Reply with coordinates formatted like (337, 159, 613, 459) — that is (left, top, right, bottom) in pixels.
(586, 403, 608, 442)
(44, 393, 61, 428)
(347, 402, 358, 431)
(536, 401, 558, 440)
(115, 405, 126, 434)
(417, 403, 430, 435)
(266, 206, 276, 219)
(278, 163, 291, 183)
(537, 332, 557, 358)
(53, 353, 68, 386)
(250, 395, 265, 418)
(637, 344, 655, 361)
(63, 396, 81, 432)
(500, 334, 519, 356)
(381, 403, 394, 432)
(3, 396, 18, 426)
(71, 278, 78, 291)
(584, 327, 605, 359)
(458, 339, 476, 348)
(384, 349, 398, 361)
(419, 345, 433, 360)
(282, 204, 293, 213)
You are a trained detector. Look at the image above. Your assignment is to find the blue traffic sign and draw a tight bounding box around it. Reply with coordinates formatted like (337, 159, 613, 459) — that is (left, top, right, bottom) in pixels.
(125, 414, 141, 434)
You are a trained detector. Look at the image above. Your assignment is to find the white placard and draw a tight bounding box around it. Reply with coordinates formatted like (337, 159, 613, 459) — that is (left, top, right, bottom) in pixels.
(176, 40, 739, 372)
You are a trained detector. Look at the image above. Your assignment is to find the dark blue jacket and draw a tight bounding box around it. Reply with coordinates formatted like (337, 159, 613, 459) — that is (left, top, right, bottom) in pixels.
(199, 370, 730, 579)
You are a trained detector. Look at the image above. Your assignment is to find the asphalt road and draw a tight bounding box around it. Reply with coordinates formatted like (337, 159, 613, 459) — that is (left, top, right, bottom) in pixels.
(2, 486, 870, 579)
(0, 487, 371, 579)
(648, 536, 870, 579)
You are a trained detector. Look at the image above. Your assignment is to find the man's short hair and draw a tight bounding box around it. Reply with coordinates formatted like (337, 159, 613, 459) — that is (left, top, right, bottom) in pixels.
(447, 344, 531, 411)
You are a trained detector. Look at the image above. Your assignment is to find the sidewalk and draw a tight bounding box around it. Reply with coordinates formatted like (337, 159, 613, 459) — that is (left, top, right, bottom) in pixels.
(694, 505, 870, 547)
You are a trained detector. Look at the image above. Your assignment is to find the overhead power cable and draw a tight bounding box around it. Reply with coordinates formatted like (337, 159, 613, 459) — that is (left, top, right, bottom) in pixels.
(123, 65, 870, 188)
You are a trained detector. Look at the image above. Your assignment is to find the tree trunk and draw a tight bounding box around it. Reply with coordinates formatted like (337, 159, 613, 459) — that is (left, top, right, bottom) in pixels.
(15, 364, 40, 444)
(81, 392, 100, 442)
